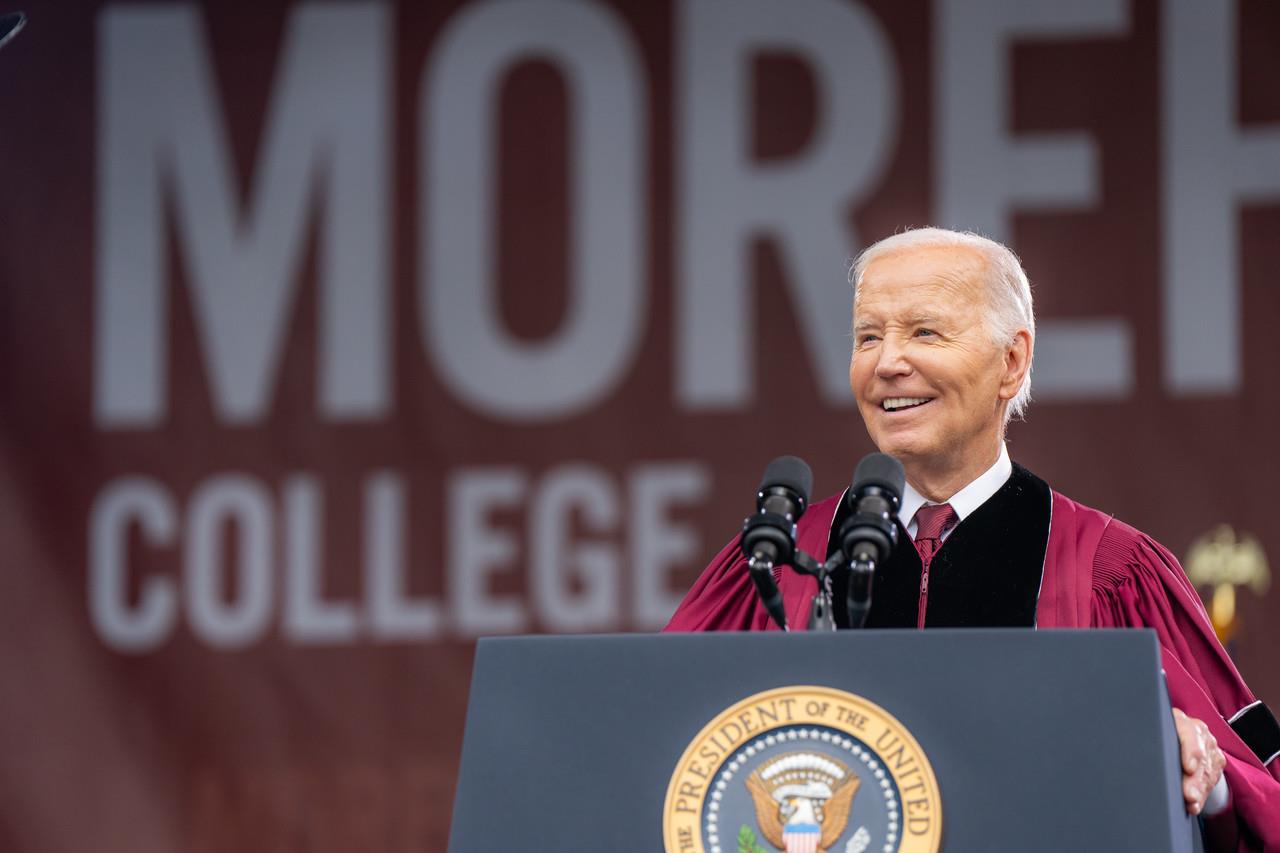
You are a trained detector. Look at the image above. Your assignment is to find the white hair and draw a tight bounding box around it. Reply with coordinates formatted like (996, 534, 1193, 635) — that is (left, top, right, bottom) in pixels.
(849, 227, 1035, 423)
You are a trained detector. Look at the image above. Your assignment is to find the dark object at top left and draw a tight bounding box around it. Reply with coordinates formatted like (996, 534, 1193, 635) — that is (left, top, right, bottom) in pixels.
(0, 12, 26, 52)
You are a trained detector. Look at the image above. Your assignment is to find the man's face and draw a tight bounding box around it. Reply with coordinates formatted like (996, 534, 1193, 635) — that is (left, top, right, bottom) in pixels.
(849, 245, 1015, 471)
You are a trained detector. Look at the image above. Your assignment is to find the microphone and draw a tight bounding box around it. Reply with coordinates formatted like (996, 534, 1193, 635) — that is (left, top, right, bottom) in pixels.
(740, 456, 812, 630)
(0, 13, 25, 52)
(838, 453, 904, 628)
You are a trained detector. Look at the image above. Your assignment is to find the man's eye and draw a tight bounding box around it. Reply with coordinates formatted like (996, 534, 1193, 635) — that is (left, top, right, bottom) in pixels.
(857, 334, 880, 346)
(915, 328, 937, 338)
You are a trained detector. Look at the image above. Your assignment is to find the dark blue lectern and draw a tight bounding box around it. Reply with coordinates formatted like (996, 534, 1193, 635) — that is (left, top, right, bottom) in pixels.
(449, 630, 1202, 852)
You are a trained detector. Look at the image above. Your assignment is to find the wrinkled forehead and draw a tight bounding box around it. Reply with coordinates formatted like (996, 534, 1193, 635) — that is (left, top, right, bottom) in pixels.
(853, 245, 989, 319)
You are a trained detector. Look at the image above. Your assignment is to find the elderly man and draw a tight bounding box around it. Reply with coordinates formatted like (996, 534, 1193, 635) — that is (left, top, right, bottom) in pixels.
(664, 228, 1280, 849)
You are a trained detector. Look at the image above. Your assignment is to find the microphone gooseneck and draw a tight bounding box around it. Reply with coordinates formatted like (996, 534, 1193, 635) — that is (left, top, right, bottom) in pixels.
(740, 456, 812, 630)
(839, 453, 905, 628)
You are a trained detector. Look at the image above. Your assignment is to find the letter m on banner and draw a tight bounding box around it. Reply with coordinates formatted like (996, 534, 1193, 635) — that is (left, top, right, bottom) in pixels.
(95, 3, 390, 428)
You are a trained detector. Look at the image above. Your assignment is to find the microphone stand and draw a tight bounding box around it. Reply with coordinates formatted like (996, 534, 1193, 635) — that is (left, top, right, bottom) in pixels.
(741, 453, 902, 632)
(786, 549, 879, 631)
(748, 502, 897, 631)
(846, 557, 875, 629)
(788, 551, 846, 631)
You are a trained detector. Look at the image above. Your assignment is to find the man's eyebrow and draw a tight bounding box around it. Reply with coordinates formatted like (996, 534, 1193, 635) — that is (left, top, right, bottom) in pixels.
(854, 314, 944, 330)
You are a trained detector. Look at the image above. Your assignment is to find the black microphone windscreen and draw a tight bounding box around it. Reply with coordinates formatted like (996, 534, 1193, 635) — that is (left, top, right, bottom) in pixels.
(851, 453, 905, 500)
(759, 455, 813, 501)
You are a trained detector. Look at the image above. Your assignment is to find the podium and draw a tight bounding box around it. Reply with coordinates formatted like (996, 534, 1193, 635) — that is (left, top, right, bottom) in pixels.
(449, 630, 1203, 852)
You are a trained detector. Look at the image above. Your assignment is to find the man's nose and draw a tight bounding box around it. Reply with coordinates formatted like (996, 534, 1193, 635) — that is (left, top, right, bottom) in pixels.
(874, 338, 913, 378)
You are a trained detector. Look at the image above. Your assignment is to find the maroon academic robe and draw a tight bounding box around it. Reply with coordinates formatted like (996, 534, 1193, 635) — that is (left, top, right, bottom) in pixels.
(664, 466, 1280, 851)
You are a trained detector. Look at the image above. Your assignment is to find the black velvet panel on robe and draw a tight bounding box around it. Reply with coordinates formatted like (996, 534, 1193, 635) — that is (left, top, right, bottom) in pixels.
(828, 464, 1052, 629)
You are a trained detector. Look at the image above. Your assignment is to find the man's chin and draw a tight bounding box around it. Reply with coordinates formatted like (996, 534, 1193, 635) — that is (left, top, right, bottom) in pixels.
(883, 445, 929, 463)
(867, 425, 936, 461)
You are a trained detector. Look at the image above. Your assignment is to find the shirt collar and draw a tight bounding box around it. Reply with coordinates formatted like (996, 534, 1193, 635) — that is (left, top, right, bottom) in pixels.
(898, 443, 1012, 529)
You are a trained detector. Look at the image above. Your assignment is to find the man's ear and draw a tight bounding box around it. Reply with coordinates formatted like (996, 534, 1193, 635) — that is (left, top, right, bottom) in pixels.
(998, 329, 1032, 401)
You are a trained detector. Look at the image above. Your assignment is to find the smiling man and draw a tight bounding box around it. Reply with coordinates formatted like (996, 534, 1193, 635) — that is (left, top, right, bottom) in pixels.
(665, 228, 1280, 849)
(851, 238, 1029, 504)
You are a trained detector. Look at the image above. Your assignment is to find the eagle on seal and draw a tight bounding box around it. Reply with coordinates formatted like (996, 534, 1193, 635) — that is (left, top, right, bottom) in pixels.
(745, 752, 861, 853)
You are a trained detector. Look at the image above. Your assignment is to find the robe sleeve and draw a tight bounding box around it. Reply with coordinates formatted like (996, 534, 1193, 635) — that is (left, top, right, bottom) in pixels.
(664, 495, 839, 632)
(662, 535, 778, 632)
(1090, 520, 1280, 851)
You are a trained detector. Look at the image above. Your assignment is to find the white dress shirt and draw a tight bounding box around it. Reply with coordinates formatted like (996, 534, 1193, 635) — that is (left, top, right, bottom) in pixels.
(899, 443, 1012, 540)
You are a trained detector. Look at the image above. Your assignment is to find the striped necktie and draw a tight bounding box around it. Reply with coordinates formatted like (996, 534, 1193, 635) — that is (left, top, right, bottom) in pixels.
(913, 503, 957, 629)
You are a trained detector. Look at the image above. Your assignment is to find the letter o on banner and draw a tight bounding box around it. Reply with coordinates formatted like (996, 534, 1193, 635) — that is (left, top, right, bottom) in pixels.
(185, 475, 274, 648)
(422, 0, 648, 420)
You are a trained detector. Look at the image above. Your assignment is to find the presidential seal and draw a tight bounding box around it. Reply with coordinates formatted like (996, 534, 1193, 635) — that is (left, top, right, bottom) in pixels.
(663, 686, 941, 853)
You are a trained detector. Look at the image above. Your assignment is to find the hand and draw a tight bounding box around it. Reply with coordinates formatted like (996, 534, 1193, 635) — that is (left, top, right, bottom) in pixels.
(1173, 708, 1226, 815)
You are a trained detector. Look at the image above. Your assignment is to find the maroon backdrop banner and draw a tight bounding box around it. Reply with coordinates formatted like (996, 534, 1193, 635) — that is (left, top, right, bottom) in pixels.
(1, 1, 1278, 850)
